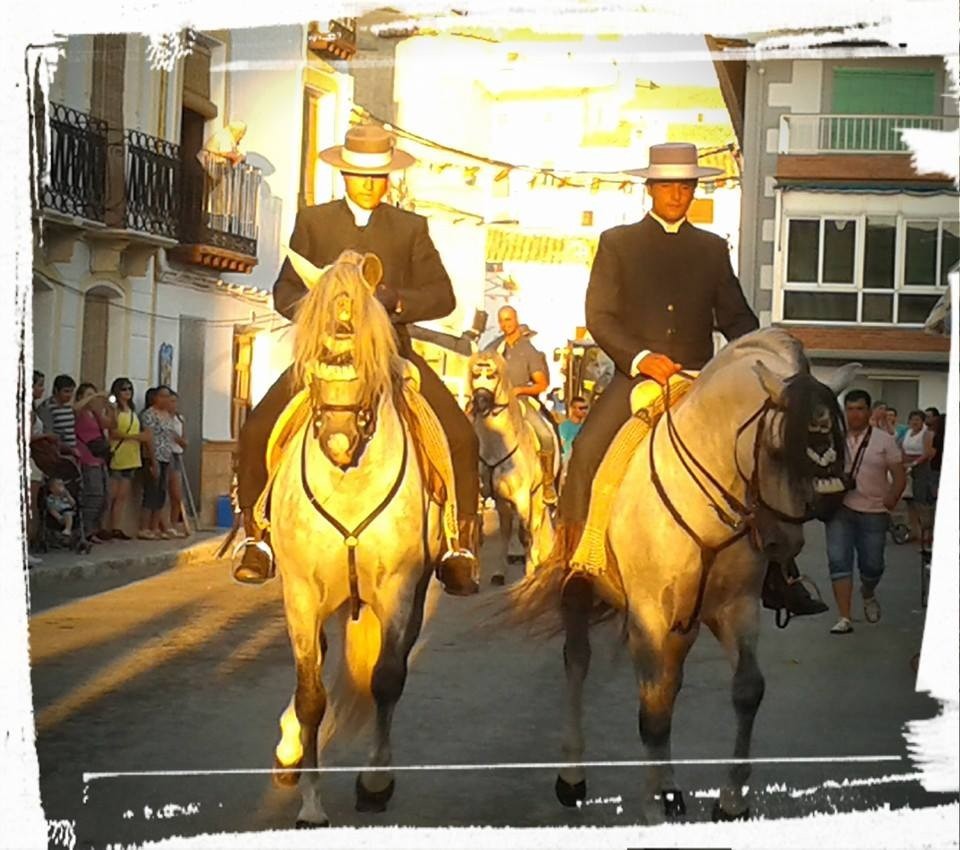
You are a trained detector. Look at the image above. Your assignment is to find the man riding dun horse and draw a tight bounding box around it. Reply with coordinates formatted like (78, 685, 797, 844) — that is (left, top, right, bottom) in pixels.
(232, 126, 480, 596)
(557, 142, 826, 619)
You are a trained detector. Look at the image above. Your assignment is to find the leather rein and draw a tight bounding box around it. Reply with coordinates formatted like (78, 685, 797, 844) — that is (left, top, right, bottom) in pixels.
(649, 375, 809, 634)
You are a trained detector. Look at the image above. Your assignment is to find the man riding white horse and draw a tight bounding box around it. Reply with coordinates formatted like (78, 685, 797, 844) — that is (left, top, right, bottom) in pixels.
(485, 306, 561, 506)
(559, 142, 825, 620)
(232, 125, 480, 596)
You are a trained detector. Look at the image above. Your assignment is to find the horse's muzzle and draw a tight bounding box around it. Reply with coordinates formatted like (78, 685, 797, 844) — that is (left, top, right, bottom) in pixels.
(472, 388, 495, 416)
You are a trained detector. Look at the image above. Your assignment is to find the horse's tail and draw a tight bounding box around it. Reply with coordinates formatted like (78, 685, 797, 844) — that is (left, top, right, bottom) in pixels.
(319, 604, 382, 751)
(500, 522, 625, 639)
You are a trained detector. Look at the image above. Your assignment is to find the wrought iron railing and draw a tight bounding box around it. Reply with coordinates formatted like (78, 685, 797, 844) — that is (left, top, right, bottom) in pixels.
(181, 155, 261, 256)
(125, 129, 181, 239)
(38, 102, 107, 221)
(779, 113, 956, 155)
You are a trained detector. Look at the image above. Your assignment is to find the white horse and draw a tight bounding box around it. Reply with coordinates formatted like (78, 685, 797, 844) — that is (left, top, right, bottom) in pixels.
(267, 250, 448, 828)
(511, 328, 854, 823)
(467, 350, 557, 583)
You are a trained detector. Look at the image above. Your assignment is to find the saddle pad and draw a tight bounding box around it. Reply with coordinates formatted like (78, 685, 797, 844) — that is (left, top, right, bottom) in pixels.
(571, 372, 695, 575)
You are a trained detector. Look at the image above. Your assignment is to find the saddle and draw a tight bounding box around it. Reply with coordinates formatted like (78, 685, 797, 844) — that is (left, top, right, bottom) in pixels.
(254, 359, 459, 550)
(570, 372, 696, 575)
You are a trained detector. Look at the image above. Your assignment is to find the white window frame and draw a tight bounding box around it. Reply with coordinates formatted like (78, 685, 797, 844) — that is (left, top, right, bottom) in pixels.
(779, 213, 954, 327)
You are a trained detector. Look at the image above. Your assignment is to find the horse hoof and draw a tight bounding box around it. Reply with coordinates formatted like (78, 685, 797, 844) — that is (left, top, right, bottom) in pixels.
(661, 789, 686, 820)
(490, 574, 505, 586)
(272, 758, 301, 788)
(555, 775, 586, 808)
(296, 819, 330, 829)
(355, 775, 395, 812)
(711, 800, 749, 822)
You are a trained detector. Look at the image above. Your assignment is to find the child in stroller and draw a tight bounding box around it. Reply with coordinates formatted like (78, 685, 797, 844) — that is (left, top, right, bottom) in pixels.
(45, 478, 77, 541)
(31, 452, 91, 555)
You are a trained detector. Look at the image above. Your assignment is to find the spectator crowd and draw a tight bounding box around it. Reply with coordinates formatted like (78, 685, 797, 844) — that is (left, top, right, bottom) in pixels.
(26, 371, 194, 567)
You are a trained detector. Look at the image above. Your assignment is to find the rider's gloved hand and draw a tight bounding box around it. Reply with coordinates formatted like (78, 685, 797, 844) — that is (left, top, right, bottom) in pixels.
(374, 284, 401, 314)
(638, 352, 683, 385)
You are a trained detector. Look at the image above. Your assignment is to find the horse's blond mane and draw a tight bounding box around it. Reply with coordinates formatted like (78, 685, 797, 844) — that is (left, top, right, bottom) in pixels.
(292, 251, 401, 408)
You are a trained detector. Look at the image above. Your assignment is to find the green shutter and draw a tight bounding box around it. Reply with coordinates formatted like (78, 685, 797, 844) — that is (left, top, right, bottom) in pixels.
(831, 69, 938, 150)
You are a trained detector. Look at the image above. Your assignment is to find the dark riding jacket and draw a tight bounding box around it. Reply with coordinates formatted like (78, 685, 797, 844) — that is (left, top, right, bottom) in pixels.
(585, 215, 759, 373)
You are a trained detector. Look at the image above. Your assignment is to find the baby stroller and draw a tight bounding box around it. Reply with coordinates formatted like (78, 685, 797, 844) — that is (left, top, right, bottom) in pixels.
(31, 450, 91, 555)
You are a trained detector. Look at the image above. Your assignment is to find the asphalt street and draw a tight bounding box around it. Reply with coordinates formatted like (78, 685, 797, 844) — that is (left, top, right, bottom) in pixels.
(26, 516, 954, 846)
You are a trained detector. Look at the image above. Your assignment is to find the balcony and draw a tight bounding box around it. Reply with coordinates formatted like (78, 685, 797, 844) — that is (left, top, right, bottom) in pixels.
(779, 113, 956, 155)
(775, 113, 958, 184)
(172, 156, 262, 274)
(124, 129, 181, 239)
(35, 104, 261, 272)
(37, 102, 107, 222)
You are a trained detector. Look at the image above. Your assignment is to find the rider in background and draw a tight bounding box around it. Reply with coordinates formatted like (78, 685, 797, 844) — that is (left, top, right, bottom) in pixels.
(487, 305, 561, 506)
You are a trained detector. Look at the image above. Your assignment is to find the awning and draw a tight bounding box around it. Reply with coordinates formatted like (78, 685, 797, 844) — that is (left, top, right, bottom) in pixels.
(776, 181, 959, 196)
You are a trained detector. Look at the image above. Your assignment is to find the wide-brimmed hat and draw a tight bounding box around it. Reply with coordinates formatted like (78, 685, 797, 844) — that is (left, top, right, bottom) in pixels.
(626, 142, 723, 181)
(319, 125, 415, 174)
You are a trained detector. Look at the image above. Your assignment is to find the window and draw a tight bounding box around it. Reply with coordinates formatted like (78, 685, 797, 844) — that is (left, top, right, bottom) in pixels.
(781, 214, 955, 325)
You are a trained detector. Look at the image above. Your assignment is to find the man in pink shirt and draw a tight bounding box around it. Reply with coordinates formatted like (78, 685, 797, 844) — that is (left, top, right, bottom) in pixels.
(826, 389, 906, 634)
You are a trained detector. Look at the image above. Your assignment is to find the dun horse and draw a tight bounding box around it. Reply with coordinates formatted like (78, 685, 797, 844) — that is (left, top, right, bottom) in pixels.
(511, 328, 854, 822)
(468, 350, 557, 582)
(266, 250, 449, 828)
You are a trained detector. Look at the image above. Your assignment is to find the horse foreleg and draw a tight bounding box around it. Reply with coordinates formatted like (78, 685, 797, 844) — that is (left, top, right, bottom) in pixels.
(628, 616, 696, 824)
(276, 582, 328, 828)
(492, 495, 513, 584)
(356, 572, 431, 813)
(555, 574, 592, 807)
(524, 489, 555, 574)
(707, 596, 764, 821)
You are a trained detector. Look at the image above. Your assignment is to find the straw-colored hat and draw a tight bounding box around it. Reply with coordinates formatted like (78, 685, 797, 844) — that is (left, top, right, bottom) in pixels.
(627, 142, 722, 180)
(319, 125, 415, 174)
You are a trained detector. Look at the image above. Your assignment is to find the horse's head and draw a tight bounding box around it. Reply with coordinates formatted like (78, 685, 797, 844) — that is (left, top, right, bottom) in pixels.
(467, 351, 513, 418)
(292, 249, 400, 469)
(746, 359, 853, 544)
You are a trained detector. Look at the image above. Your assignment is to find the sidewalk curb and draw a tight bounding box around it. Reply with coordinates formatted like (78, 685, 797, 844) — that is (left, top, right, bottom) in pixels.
(27, 532, 229, 587)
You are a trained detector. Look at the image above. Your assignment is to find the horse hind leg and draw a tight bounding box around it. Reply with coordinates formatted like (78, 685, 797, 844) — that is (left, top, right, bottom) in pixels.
(356, 571, 431, 813)
(708, 600, 765, 821)
(629, 618, 695, 824)
(274, 589, 329, 828)
(555, 574, 591, 808)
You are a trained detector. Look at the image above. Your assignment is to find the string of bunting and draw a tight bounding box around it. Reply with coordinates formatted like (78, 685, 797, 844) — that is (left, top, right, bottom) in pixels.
(352, 105, 740, 192)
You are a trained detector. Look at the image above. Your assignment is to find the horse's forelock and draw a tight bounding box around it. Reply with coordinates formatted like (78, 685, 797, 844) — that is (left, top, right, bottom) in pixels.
(292, 256, 400, 405)
(468, 350, 520, 412)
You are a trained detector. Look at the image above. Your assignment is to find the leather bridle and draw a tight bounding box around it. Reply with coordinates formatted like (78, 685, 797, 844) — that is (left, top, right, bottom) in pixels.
(649, 375, 813, 634)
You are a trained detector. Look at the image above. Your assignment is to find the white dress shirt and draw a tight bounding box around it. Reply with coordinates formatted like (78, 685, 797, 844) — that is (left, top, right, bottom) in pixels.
(345, 195, 373, 228)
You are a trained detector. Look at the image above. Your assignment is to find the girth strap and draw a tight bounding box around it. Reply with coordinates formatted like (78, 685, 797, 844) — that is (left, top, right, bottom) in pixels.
(299, 420, 410, 621)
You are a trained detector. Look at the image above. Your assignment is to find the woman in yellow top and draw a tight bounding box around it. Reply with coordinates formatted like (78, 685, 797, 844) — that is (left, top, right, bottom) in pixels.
(102, 377, 150, 539)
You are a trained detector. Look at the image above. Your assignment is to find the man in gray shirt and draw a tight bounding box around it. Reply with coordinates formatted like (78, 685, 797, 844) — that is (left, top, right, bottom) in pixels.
(487, 305, 559, 505)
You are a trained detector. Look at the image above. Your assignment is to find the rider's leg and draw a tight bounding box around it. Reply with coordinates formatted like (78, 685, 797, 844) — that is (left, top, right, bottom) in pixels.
(557, 372, 634, 528)
(523, 398, 559, 505)
(234, 367, 296, 584)
(407, 350, 480, 596)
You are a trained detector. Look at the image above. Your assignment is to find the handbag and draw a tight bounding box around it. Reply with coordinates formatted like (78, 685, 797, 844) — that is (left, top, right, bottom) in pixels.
(86, 434, 112, 462)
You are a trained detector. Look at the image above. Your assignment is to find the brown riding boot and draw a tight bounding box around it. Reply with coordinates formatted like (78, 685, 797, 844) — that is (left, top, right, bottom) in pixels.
(232, 508, 275, 585)
(539, 450, 558, 506)
(436, 515, 480, 596)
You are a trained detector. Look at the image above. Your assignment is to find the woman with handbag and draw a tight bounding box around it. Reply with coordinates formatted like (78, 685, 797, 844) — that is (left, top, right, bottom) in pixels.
(73, 383, 114, 544)
(102, 377, 149, 540)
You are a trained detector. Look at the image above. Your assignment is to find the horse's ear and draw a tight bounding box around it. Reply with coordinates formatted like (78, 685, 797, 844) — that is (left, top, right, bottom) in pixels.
(287, 249, 328, 290)
(361, 253, 383, 289)
(824, 362, 862, 395)
(752, 360, 787, 406)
